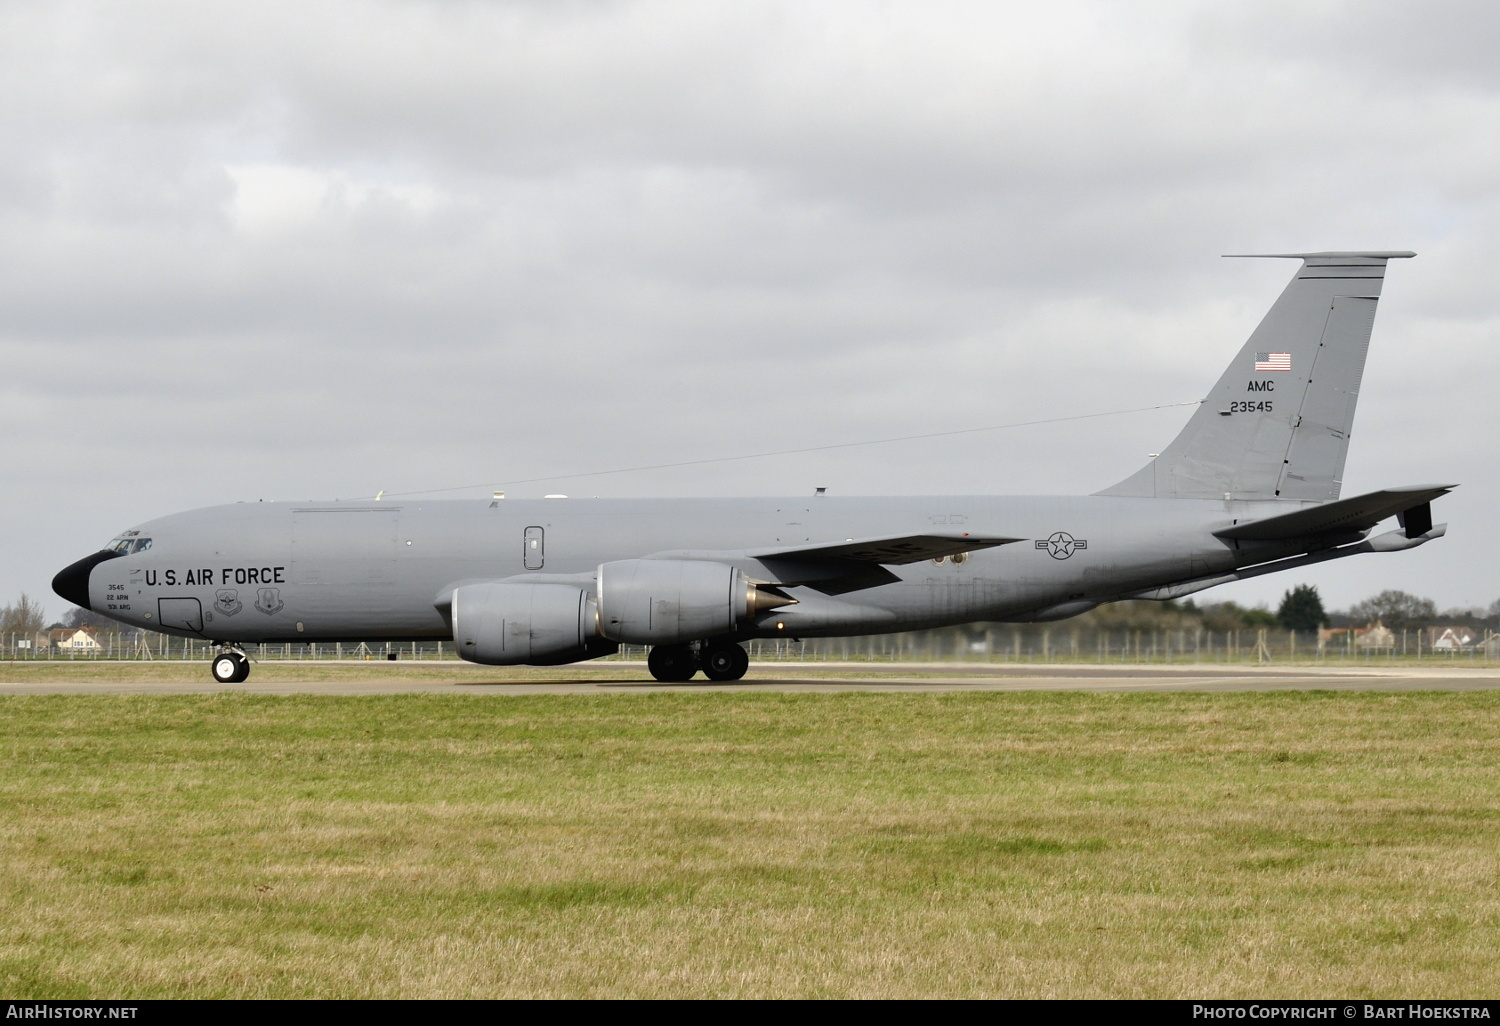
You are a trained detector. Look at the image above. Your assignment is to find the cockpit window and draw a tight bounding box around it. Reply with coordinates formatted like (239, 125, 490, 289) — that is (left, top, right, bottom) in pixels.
(106, 536, 151, 554)
(133, 538, 152, 553)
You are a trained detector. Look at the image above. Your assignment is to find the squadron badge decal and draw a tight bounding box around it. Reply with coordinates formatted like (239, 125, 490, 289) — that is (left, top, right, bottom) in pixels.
(1036, 532, 1088, 559)
(214, 589, 243, 616)
(255, 588, 284, 615)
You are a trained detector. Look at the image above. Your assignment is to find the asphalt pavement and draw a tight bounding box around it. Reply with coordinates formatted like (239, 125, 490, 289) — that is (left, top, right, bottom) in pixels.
(5, 661, 1499, 695)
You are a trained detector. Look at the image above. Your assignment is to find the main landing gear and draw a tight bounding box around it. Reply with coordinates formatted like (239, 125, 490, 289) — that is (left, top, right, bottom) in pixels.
(701, 641, 750, 681)
(647, 640, 750, 683)
(210, 647, 251, 684)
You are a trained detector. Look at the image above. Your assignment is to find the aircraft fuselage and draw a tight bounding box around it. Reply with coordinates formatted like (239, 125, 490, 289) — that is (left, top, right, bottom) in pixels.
(79, 494, 1313, 643)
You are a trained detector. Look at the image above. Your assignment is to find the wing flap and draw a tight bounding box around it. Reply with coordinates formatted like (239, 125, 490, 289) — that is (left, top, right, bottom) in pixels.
(1214, 485, 1456, 541)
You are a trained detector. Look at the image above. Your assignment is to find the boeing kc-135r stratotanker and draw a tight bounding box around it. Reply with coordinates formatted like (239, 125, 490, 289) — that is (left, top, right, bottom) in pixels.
(53, 252, 1452, 684)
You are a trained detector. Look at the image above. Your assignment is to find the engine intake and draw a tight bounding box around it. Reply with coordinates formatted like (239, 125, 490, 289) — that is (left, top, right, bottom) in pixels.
(451, 582, 616, 665)
(596, 559, 793, 645)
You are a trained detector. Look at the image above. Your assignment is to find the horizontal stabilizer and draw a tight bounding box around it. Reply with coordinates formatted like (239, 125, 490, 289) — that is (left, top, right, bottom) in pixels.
(1214, 485, 1455, 541)
(1223, 251, 1417, 261)
(1123, 523, 1446, 605)
(754, 534, 1022, 565)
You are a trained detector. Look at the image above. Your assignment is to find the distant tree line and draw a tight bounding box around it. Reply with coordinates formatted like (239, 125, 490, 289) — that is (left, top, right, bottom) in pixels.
(0, 594, 47, 637)
(1, 594, 141, 641)
(1074, 585, 1486, 634)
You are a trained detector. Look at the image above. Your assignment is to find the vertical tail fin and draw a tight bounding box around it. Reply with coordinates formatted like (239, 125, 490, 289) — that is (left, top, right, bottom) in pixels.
(1097, 251, 1414, 502)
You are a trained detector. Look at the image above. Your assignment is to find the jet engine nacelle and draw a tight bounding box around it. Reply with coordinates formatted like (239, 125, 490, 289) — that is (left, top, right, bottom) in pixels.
(596, 559, 790, 645)
(451, 581, 616, 665)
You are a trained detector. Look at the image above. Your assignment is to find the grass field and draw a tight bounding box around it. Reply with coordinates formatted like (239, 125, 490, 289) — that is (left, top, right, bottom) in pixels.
(2, 690, 1498, 998)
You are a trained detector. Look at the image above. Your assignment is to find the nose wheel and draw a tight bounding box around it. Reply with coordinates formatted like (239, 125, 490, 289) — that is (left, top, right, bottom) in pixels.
(211, 649, 251, 684)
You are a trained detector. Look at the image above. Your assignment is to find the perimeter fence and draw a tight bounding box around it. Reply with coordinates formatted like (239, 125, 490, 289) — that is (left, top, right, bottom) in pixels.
(7, 627, 1497, 665)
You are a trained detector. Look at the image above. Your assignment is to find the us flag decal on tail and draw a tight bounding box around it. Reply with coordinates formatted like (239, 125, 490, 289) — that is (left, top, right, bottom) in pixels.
(1254, 351, 1291, 371)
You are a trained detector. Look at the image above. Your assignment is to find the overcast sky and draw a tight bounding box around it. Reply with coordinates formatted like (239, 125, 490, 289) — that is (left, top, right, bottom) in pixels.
(4, 0, 1498, 620)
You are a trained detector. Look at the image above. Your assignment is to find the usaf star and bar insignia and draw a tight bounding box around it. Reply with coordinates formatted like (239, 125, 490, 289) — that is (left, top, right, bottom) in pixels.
(1036, 531, 1087, 559)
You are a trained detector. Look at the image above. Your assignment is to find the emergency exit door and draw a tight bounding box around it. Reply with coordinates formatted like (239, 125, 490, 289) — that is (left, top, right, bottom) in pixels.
(523, 526, 545, 570)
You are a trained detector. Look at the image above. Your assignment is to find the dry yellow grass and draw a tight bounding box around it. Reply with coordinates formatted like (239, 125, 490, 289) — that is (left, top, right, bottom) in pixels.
(1, 690, 1498, 997)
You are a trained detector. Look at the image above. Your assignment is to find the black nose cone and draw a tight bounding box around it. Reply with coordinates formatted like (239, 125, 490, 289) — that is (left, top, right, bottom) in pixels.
(52, 550, 122, 611)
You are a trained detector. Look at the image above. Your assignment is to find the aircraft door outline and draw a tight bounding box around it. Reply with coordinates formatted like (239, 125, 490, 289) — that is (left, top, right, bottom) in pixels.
(157, 597, 203, 633)
(524, 526, 545, 570)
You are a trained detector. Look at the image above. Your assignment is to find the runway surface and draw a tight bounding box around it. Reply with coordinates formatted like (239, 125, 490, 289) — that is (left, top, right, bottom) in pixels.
(5, 661, 1500, 695)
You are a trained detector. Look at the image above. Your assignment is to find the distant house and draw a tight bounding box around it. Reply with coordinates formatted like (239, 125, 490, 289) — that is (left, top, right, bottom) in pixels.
(1317, 627, 1347, 652)
(49, 628, 102, 653)
(1427, 626, 1478, 651)
(1318, 621, 1395, 652)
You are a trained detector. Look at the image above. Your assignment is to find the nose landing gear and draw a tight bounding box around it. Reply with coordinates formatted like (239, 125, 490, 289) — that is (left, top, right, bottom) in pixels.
(646, 640, 749, 682)
(210, 647, 251, 684)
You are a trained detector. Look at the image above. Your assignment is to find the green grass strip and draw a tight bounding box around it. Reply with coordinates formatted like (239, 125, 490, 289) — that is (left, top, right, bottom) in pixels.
(1, 691, 1498, 998)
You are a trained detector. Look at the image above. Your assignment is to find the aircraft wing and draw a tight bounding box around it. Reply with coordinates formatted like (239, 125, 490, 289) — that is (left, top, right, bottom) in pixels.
(753, 534, 1024, 565)
(1214, 484, 1456, 542)
(747, 534, 1025, 595)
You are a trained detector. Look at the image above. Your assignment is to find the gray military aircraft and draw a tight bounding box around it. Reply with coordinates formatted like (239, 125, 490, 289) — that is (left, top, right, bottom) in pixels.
(54, 251, 1451, 684)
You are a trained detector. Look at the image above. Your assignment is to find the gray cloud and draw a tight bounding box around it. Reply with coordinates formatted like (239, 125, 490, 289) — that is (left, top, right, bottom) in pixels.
(3, 0, 1498, 617)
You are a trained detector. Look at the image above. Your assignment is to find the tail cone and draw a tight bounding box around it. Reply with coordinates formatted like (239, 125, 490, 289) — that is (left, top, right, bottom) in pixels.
(747, 585, 798, 616)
